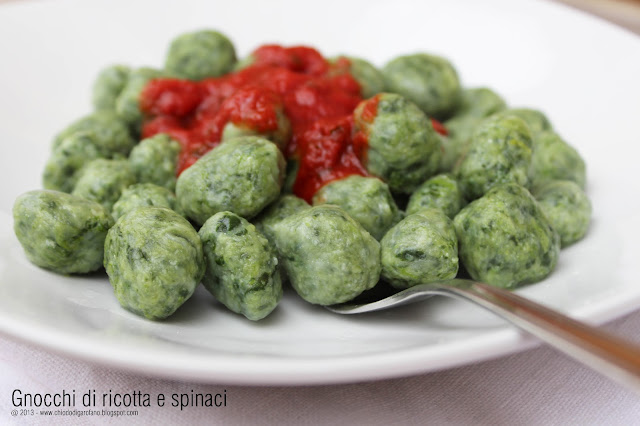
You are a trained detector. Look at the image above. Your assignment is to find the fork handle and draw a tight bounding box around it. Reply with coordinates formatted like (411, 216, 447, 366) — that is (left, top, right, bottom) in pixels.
(446, 281, 640, 392)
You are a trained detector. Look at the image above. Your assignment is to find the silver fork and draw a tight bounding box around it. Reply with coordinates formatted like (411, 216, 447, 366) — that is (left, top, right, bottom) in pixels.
(326, 279, 640, 393)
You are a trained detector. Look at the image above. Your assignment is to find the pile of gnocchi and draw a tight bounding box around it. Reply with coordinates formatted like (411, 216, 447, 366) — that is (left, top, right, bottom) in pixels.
(13, 29, 590, 321)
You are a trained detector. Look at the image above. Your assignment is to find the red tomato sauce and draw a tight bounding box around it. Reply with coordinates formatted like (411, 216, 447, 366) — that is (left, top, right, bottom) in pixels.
(140, 44, 448, 201)
(140, 45, 370, 202)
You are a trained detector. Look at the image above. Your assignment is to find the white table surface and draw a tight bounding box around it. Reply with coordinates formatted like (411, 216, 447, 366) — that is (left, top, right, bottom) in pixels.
(1, 310, 639, 425)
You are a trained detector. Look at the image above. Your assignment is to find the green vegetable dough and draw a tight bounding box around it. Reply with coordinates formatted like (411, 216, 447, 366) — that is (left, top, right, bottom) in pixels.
(71, 159, 136, 211)
(165, 30, 236, 80)
(176, 136, 285, 225)
(493, 108, 552, 137)
(52, 110, 135, 156)
(439, 87, 507, 173)
(382, 53, 461, 119)
(128, 133, 181, 191)
(115, 67, 165, 128)
(534, 180, 591, 247)
(253, 194, 310, 245)
(92, 64, 131, 111)
(199, 211, 282, 320)
(453, 183, 560, 288)
(111, 183, 181, 221)
(529, 131, 586, 189)
(331, 55, 386, 99)
(104, 207, 204, 320)
(272, 205, 381, 305)
(453, 87, 507, 118)
(381, 208, 458, 288)
(43, 132, 104, 193)
(13, 190, 114, 274)
(456, 114, 533, 200)
(439, 115, 478, 173)
(312, 175, 402, 240)
(354, 93, 442, 193)
(252, 195, 309, 284)
(406, 174, 464, 218)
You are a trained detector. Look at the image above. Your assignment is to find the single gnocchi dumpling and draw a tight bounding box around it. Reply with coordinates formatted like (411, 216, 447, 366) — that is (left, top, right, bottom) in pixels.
(454, 183, 560, 288)
(381, 208, 459, 289)
(176, 136, 285, 224)
(272, 205, 381, 305)
(529, 131, 586, 189)
(199, 211, 282, 321)
(165, 30, 236, 80)
(104, 207, 204, 320)
(534, 180, 591, 247)
(13, 190, 114, 274)
(406, 174, 465, 218)
(128, 133, 181, 191)
(382, 53, 461, 119)
(353, 93, 442, 194)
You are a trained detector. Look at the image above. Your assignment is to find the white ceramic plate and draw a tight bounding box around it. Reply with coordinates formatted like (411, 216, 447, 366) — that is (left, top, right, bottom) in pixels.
(1, 0, 639, 385)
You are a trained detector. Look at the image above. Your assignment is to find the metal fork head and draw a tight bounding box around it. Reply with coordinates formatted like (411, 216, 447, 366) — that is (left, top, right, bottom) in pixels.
(325, 279, 474, 314)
